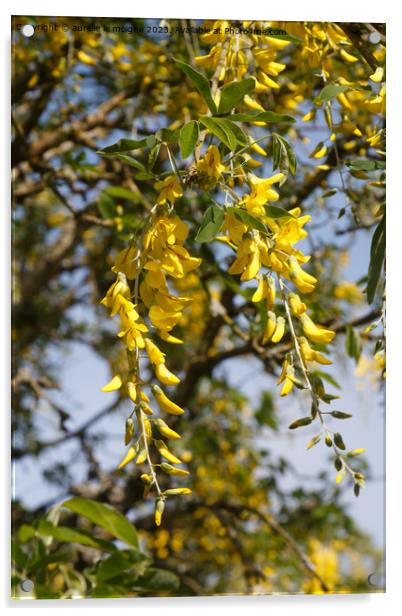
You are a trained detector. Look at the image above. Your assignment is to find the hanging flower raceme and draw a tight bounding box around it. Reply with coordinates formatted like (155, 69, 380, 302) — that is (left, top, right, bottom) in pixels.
(100, 209, 201, 525)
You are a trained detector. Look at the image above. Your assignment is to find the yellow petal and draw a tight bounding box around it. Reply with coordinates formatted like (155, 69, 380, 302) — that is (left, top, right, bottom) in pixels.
(118, 446, 137, 469)
(155, 363, 181, 386)
(369, 67, 384, 83)
(271, 316, 285, 343)
(101, 375, 123, 392)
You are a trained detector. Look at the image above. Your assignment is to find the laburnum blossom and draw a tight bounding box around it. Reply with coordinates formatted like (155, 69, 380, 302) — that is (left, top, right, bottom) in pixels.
(277, 358, 296, 397)
(197, 145, 226, 180)
(101, 211, 200, 523)
(228, 233, 261, 281)
(243, 173, 285, 216)
(154, 175, 183, 205)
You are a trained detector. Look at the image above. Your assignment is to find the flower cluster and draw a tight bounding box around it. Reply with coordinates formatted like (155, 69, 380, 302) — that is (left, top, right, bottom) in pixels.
(100, 211, 200, 525)
(222, 186, 335, 398)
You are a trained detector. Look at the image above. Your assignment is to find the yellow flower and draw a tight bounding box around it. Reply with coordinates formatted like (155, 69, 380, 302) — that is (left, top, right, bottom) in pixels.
(152, 384, 185, 415)
(300, 314, 336, 344)
(155, 418, 181, 439)
(340, 49, 358, 63)
(243, 173, 284, 217)
(77, 50, 97, 65)
(288, 256, 317, 294)
(277, 358, 295, 396)
(155, 439, 183, 464)
(262, 311, 277, 343)
(160, 462, 189, 476)
(155, 363, 181, 386)
(118, 309, 149, 351)
(112, 246, 138, 279)
(251, 275, 268, 303)
(334, 281, 363, 304)
(369, 66, 384, 83)
(197, 145, 225, 180)
(288, 292, 307, 316)
(101, 374, 123, 392)
(155, 498, 165, 526)
(118, 446, 137, 469)
(145, 338, 166, 365)
(271, 316, 285, 343)
(154, 175, 183, 205)
(228, 234, 261, 281)
(299, 337, 332, 365)
(149, 305, 182, 332)
(194, 43, 223, 70)
(310, 143, 328, 159)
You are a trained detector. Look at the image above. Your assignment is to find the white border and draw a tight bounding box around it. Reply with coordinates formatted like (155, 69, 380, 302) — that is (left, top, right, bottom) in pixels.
(2, 0, 401, 613)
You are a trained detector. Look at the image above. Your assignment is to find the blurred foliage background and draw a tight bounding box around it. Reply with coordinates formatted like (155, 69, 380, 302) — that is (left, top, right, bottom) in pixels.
(11, 17, 385, 598)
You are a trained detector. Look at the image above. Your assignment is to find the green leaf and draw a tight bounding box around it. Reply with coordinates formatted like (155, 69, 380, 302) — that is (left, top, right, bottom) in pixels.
(98, 192, 116, 219)
(230, 111, 295, 123)
(195, 204, 224, 243)
(220, 118, 249, 146)
(179, 121, 199, 159)
(199, 117, 237, 150)
(313, 370, 340, 390)
(288, 417, 313, 430)
(63, 497, 139, 550)
(334, 432, 346, 450)
(367, 215, 385, 304)
(98, 138, 148, 155)
(320, 393, 340, 404)
(347, 159, 376, 172)
(121, 214, 142, 231)
(345, 325, 362, 363)
(173, 58, 217, 114)
(12, 540, 27, 569)
(147, 142, 161, 171)
(156, 127, 180, 143)
(264, 204, 294, 219)
(96, 550, 148, 582)
(330, 411, 353, 419)
(109, 153, 147, 172)
(135, 568, 180, 592)
(315, 84, 350, 104)
(37, 520, 117, 552)
(18, 524, 36, 544)
(255, 392, 277, 430)
(226, 206, 268, 234)
(218, 118, 248, 146)
(334, 456, 343, 471)
(217, 78, 255, 114)
(103, 186, 140, 203)
(272, 133, 297, 175)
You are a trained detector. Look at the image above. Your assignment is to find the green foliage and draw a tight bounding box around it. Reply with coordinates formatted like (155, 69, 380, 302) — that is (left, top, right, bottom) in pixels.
(226, 206, 269, 234)
(63, 497, 139, 549)
(230, 111, 295, 123)
(345, 325, 363, 363)
(174, 58, 217, 114)
(288, 417, 313, 429)
(11, 497, 179, 599)
(99, 138, 148, 154)
(272, 133, 297, 176)
(367, 215, 386, 304)
(179, 121, 199, 159)
(195, 204, 224, 242)
(199, 117, 238, 150)
(314, 84, 350, 103)
(217, 78, 255, 115)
